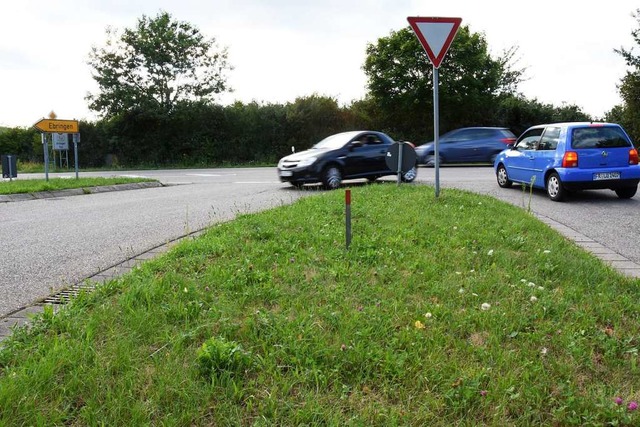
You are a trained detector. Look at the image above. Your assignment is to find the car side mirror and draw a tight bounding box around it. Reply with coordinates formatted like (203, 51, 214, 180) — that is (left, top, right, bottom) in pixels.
(350, 141, 363, 150)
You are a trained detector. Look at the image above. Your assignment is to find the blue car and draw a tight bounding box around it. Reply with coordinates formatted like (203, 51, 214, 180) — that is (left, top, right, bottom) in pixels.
(415, 127, 516, 166)
(494, 122, 640, 201)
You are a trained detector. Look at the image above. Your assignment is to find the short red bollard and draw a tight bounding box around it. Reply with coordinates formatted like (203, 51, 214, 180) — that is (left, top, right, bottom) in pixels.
(345, 189, 352, 250)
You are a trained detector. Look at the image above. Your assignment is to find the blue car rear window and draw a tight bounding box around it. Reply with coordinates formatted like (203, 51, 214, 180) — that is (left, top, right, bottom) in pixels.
(571, 127, 631, 149)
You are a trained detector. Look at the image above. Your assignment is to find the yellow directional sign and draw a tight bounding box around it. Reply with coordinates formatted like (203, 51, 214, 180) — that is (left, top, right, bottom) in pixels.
(34, 118, 79, 133)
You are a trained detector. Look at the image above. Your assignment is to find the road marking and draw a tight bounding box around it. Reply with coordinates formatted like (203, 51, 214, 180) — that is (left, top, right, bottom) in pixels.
(235, 181, 282, 184)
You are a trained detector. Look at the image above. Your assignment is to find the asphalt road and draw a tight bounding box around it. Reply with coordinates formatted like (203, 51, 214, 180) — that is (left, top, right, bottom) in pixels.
(1, 166, 638, 319)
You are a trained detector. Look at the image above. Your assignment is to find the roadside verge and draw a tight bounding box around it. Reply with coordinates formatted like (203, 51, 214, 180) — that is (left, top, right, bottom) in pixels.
(0, 181, 164, 203)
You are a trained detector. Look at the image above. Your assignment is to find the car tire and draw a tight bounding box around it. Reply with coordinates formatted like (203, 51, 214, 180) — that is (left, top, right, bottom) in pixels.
(615, 186, 638, 199)
(496, 164, 512, 188)
(546, 172, 566, 202)
(424, 155, 441, 168)
(401, 166, 418, 182)
(322, 165, 342, 190)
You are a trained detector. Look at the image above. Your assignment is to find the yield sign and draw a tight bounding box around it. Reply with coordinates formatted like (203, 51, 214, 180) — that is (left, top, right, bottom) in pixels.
(407, 17, 462, 68)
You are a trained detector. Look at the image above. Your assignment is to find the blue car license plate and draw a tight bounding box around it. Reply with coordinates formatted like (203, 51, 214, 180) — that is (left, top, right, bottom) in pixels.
(593, 172, 620, 181)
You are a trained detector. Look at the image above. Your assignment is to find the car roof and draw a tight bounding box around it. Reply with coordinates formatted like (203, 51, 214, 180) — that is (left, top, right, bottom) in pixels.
(334, 130, 385, 138)
(451, 127, 510, 130)
(525, 122, 620, 130)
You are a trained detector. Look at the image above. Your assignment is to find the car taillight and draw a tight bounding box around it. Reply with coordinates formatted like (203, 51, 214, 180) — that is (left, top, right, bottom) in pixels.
(562, 151, 578, 168)
(630, 148, 639, 165)
(500, 138, 516, 144)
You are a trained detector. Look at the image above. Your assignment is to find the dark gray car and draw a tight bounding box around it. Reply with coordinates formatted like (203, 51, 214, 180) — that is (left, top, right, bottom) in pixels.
(277, 131, 417, 189)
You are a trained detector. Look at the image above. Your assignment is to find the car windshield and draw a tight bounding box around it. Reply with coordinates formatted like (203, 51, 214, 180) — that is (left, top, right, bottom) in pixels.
(312, 132, 359, 150)
(571, 127, 631, 148)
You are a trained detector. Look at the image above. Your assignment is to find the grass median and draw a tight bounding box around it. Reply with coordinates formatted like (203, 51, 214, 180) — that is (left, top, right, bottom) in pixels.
(0, 177, 157, 195)
(1, 184, 639, 425)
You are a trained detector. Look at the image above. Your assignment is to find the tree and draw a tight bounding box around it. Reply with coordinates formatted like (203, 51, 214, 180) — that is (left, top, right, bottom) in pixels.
(363, 25, 524, 141)
(614, 9, 640, 142)
(86, 11, 232, 118)
(496, 96, 591, 136)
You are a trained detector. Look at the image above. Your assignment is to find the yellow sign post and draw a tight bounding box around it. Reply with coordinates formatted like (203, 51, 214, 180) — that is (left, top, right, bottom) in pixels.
(34, 118, 79, 133)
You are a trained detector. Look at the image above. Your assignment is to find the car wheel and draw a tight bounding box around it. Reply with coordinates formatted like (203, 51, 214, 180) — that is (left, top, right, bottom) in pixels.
(401, 166, 418, 182)
(615, 186, 638, 199)
(424, 154, 441, 168)
(496, 164, 512, 188)
(322, 165, 342, 190)
(546, 172, 566, 202)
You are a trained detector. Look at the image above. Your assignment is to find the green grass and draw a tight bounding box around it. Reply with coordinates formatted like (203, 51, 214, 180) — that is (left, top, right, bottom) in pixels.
(1, 184, 639, 425)
(16, 160, 275, 174)
(0, 177, 157, 195)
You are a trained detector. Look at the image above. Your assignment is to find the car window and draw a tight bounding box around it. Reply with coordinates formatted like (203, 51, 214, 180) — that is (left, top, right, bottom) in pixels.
(475, 129, 497, 139)
(362, 134, 383, 145)
(499, 129, 517, 138)
(538, 127, 560, 150)
(515, 128, 544, 150)
(571, 126, 631, 149)
(442, 129, 471, 142)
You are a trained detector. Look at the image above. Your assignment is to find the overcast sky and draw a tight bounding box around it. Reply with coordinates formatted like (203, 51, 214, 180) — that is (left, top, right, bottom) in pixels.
(1, 0, 638, 128)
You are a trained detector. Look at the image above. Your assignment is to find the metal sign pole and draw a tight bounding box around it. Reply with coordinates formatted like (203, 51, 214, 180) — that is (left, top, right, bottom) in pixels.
(42, 133, 49, 182)
(72, 133, 80, 179)
(398, 143, 403, 185)
(8, 155, 13, 182)
(433, 66, 440, 198)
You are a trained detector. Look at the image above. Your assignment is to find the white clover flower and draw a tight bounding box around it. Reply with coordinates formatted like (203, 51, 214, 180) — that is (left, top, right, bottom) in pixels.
(537, 286, 545, 291)
(528, 282, 536, 287)
(487, 249, 494, 256)
(470, 269, 475, 273)
(459, 288, 465, 294)
(481, 303, 491, 311)
(453, 226, 458, 230)
(520, 279, 527, 283)
(541, 347, 548, 355)
(530, 296, 538, 303)
(424, 312, 432, 319)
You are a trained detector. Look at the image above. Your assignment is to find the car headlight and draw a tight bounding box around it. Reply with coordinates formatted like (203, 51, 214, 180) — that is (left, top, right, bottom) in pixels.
(297, 157, 317, 167)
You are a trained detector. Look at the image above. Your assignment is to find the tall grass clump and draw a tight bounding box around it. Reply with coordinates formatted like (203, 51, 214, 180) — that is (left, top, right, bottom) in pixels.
(0, 184, 639, 425)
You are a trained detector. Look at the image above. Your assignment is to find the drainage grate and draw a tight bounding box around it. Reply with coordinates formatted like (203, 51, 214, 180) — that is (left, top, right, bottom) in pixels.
(43, 282, 98, 305)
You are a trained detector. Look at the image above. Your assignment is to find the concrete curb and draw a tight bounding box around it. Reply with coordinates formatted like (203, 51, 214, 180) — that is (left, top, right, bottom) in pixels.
(0, 228, 206, 344)
(533, 212, 640, 279)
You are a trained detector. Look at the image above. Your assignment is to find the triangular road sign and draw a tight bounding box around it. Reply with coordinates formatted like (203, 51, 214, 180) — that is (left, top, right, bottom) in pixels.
(407, 17, 462, 68)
